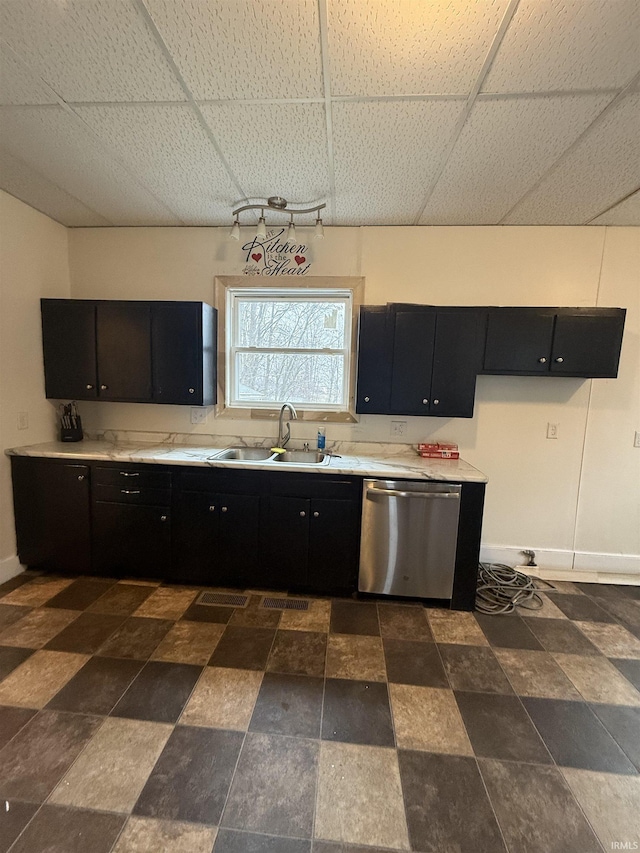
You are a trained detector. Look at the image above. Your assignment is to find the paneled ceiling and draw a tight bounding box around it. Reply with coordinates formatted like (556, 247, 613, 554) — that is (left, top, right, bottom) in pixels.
(0, 0, 639, 227)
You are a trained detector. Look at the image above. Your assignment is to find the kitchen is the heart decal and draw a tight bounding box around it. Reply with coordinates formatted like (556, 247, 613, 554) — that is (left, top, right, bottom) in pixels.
(241, 228, 312, 276)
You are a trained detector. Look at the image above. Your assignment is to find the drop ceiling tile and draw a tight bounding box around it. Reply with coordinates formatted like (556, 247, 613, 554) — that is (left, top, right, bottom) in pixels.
(145, 0, 322, 100)
(327, 0, 509, 96)
(199, 103, 328, 209)
(0, 0, 185, 102)
(420, 93, 614, 224)
(0, 106, 180, 224)
(0, 147, 111, 226)
(504, 93, 640, 224)
(484, 0, 640, 93)
(0, 48, 57, 105)
(590, 190, 640, 225)
(332, 100, 464, 224)
(76, 104, 238, 224)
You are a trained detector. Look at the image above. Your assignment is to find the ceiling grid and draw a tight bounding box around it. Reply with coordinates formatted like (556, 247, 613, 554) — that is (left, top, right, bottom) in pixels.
(0, 0, 637, 227)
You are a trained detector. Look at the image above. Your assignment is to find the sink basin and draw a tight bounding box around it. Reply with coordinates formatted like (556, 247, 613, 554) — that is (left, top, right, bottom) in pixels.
(272, 450, 329, 465)
(213, 447, 274, 461)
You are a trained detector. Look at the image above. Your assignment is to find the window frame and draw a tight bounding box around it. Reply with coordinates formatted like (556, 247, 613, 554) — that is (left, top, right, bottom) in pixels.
(214, 276, 364, 423)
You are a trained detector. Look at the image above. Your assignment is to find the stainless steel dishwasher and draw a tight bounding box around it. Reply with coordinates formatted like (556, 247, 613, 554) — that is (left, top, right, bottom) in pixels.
(359, 479, 462, 599)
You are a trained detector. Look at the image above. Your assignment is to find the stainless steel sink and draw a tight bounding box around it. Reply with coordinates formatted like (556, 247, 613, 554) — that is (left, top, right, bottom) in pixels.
(212, 447, 274, 461)
(271, 450, 329, 465)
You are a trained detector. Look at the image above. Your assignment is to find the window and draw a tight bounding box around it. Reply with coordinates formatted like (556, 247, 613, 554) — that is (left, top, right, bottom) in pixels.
(226, 288, 352, 411)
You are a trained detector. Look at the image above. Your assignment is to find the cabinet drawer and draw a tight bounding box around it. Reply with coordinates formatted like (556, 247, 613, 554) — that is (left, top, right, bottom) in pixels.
(268, 474, 359, 500)
(94, 467, 171, 489)
(93, 483, 171, 506)
(180, 468, 265, 494)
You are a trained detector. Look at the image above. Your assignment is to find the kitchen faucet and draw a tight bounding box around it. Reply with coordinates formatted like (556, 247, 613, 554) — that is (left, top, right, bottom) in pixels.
(277, 403, 297, 449)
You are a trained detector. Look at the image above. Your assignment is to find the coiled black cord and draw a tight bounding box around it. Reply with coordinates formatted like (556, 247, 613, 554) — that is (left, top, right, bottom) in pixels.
(476, 563, 553, 615)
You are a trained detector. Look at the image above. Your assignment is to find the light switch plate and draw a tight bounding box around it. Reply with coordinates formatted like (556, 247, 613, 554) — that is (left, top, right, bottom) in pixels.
(17, 411, 28, 430)
(391, 420, 407, 436)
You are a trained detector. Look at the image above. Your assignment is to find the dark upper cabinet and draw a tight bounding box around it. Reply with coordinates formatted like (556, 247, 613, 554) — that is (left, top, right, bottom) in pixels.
(355, 306, 395, 413)
(357, 304, 485, 418)
(97, 301, 152, 401)
(41, 300, 98, 399)
(550, 312, 625, 377)
(389, 309, 436, 414)
(152, 301, 216, 406)
(482, 308, 626, 378)
(41, 299, 216, 404)
(11, 457, 91, 573)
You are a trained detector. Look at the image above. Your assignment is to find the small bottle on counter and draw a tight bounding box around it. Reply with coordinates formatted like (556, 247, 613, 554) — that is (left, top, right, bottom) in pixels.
(317, 426, 326, 451)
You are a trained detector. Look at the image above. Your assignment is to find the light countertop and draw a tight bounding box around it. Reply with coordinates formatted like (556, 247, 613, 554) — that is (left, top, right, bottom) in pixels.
(6, 440, 487, 484)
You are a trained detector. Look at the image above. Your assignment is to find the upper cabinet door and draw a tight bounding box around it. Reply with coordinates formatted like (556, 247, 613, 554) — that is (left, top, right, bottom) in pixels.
(431, 310, 485, 418)
(389, 309, 436, 415)
(41, 299, 97, 399)
(355, 306, 394, 414)
(483, 310, 555, 374)
(151, 302, 217, 406)
(96, 302, 152, 401)
(551, 312, 626, 377)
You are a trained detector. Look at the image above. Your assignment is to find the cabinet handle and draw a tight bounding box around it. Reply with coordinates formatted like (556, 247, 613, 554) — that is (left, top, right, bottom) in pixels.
(86, 384, 94, 390)
(160, 515, 167, 522)
(313, 511, 320, 518)
(188, 388, 195, 394)
(433, 399, 440, 406)
(364, 396, 370, 402)
(299, 511, 306, 517)
(120, 471, 139, 477)
(100, 384, 108, 390)
(555, 357, 564, 363)
(221, 506, 228, 512)
(422, 398, 429, 405)
(538, 357, 547, 364)
(120, 489, 140, 494)
(77, 475, 85, 481)
(208, 505, 216, 512)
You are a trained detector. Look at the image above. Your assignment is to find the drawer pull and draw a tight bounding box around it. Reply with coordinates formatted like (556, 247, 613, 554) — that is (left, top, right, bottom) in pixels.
(120, 489, 141, 494)
(209, 505, 216, 512)
(313, 511, 320, 518)
(221, 506, 228, 512)
(299, 511, 306, 517)
(120, 471, 139, 477)
(77, 475, 85, 481)
(160, 515, 167, 522)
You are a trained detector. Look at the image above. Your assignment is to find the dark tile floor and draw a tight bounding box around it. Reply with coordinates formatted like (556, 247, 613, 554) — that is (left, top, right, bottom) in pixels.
(0, 573, 639, 852)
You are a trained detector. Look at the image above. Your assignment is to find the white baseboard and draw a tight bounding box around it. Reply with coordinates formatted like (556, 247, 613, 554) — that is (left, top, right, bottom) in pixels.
(0, 554, 24, 585)
(480, 544, 640, 584)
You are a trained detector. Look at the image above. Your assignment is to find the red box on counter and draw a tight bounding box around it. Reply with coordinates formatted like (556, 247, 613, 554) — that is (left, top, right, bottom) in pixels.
(417, 442, 459, 459)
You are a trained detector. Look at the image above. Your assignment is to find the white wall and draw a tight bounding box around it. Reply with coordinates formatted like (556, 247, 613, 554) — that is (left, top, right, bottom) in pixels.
(0, 191, 70, 576)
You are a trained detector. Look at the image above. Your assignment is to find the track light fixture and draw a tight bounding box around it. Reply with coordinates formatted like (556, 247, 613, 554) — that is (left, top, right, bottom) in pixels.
(230, 196, 325, 241)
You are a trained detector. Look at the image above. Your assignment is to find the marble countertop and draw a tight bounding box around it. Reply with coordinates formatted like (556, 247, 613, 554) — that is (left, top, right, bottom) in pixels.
(6, 440, 487, 483)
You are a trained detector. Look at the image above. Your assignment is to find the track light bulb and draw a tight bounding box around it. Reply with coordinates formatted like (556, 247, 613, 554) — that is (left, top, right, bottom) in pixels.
(229, 219, 240, 240)
(287, 218, 296, 242)
(314, 217, 324, 239)
(256, 215, 267, 239)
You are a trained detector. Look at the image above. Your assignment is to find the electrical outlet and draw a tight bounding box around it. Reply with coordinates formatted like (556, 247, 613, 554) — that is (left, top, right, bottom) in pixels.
(546, 422, 558, 439)
(634, 431, 640, 448)
(190, 407, 208, 425)
(17, 411, 28, 430)
(391, 420, 407, 437)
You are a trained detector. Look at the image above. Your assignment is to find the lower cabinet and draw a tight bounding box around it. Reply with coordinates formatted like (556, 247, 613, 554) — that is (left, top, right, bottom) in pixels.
(10, 458, 360, 594)
(263, 476, 360, 593)
(92, 501, 171, 578)
(10, 456, 91, 574)
(172, 491, 260, 587)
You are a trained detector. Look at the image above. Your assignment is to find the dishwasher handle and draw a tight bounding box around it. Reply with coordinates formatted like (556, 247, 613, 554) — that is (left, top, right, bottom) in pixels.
(366, 488, 460, 500)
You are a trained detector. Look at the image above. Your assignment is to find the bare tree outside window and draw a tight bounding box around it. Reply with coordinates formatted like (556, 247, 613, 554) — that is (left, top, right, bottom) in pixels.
(227, 291, 352, 409)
